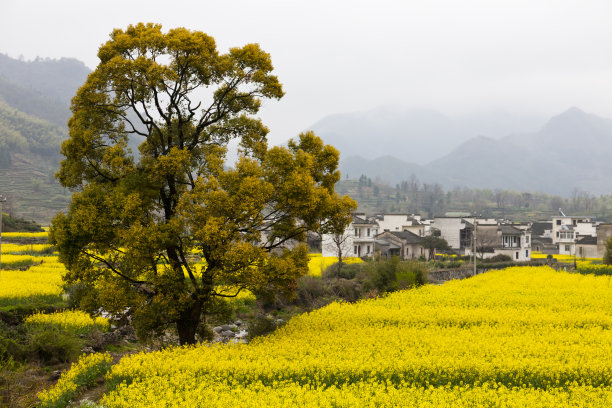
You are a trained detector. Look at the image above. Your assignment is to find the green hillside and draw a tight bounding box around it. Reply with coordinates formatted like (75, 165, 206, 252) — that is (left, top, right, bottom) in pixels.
(0, 54, 88, 224)
(0, 99, 69, 224)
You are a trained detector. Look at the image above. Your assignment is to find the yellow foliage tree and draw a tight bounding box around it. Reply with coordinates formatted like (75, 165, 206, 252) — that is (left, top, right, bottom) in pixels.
(50, 23, 356, 344)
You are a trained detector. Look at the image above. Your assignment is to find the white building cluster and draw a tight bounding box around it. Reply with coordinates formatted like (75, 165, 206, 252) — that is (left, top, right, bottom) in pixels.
(321, 209, 612, 261)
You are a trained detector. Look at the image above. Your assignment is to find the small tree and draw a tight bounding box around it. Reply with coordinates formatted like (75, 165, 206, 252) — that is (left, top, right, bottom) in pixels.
(50, 23, 356, 344)
(420, 235, 450, 261)
(323, 229, 353, 269)
(603, 236, 612, 265)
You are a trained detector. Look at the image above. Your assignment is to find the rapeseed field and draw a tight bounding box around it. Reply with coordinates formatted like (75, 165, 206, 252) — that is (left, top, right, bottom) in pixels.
(53, 266, 612, 407)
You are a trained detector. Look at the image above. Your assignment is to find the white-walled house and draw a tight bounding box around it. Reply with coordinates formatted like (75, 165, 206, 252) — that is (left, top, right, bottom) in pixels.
(432, 217, 472, 250)
(551, 215, 596, 255)
(374, 214, 425, 236)
(496, 224, 532, 261)
(465, 223, 532, 261)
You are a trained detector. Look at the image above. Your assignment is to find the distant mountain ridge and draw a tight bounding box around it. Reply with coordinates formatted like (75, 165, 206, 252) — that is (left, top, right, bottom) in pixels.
(310, 107, 545, 164)
(331, 107, 612, 196)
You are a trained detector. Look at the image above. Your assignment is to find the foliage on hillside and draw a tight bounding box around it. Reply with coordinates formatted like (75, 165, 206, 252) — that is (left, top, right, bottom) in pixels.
(0, 98, 65, 165)
(0, 76, 70, 126)
(339, 175, 612, 221)
(1, 212, 44, 232)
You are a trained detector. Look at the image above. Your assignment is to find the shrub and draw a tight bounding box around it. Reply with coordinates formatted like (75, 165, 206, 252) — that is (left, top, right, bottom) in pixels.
(247, 316, 277, 340)
(295, 276, 332, 308)
(322, 262, 363, 280)
(0, 323, 26, 362)
(0, 213, 44, 233)
(483, 254, 512, 263)
(330, 279, 361, 302)
(576, 264, 612, 276)
(26, 326, 82, 365)
(359, 257, 427, 294)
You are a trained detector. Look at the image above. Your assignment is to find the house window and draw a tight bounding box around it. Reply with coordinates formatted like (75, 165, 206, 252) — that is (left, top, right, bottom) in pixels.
(355, 228, 359, 237)
(556, 232, 560, 238)
(354, 245, 357, 254)
(367, 228, 370, 237)
(525, 250, 529, 258)
(526, 236, 529, 243)
(366, 245, 370, 254)
(573, 220, 577, 226)
(565, 245, 570, 252)
(556, 220, 561, 225)
(515, 251, 519, 260)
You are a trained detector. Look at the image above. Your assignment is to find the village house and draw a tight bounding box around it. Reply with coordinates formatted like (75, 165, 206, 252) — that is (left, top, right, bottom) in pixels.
(432, 216, 531, 260)
(574, 223, 612, 258)
(530, 221, 555, 253)
(431, 217, 472, 251)
(373, 214, 426, 236)
(375, 230, 429, 260)
(551, 214, 595, 255)
(322, 213, 429, 260)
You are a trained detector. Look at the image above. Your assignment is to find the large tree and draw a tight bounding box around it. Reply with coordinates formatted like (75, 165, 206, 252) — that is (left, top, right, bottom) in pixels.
(50, 23, 355, 344)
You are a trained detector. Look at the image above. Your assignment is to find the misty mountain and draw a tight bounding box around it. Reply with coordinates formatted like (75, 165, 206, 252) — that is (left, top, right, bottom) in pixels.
(0, 54, 90, 128)
(310, 106, 545, 164)
(0, 54, 90, 104)
(338, 107, 612, 196)
(0, 75, 70, 126)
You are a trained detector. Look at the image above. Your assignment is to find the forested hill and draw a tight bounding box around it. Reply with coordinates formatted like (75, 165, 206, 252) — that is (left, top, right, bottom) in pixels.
(0, 54, 90, 224)
(337, 176, 612, 222)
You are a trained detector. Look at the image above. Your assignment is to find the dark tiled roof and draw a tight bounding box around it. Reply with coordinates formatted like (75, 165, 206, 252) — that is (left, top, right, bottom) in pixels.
(532, 237, 553, 244)
(576, 235, 597, 245)
(352, 215, 367, 224)
(389, 230, 423, 244)
(498, 225, 523, 235)
(353, 215, 377, 225)
(531, 222, 552, 236)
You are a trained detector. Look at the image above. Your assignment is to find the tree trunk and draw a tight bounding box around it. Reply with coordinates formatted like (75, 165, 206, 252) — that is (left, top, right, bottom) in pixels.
(176, 301, 203, 345)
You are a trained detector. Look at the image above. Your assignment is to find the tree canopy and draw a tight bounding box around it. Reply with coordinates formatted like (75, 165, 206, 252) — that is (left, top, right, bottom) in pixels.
(420, 235, 450, 261)
(50, 23, 356, 344)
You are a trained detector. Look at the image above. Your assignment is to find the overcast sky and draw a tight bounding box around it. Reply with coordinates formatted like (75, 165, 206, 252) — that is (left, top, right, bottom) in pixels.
(2, 0, 612, 145)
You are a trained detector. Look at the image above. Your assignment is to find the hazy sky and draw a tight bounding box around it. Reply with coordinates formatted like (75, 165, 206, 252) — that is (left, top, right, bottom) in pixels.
(2, 0, 612, 145)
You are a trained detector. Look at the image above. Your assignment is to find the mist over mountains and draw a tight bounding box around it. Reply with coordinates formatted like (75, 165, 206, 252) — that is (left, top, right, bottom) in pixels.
(1, 50, 612, 223)
(312, 106, 612, 196)
(310, 107, 545, 164)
